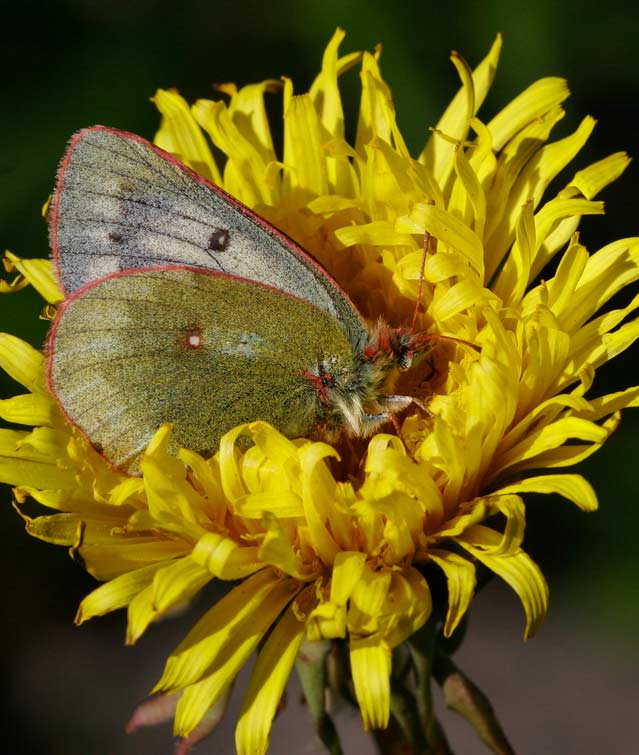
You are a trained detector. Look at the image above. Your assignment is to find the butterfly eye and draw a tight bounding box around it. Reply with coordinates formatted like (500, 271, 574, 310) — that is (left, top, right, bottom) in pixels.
(398, 351, 413, 370)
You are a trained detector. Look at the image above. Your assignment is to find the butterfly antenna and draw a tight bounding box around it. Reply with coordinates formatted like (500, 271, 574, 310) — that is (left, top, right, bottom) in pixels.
(410, 230, 431, 332)
(424, 332, 482, 352)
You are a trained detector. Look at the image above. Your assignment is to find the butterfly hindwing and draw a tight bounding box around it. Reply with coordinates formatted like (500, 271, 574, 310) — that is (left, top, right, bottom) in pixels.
(48, 267, 358, 473)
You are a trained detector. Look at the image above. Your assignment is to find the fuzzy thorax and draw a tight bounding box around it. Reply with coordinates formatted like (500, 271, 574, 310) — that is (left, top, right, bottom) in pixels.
(307, 321, 434, 439)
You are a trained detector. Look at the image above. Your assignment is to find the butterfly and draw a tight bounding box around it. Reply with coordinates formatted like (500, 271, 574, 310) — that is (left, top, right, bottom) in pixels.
(47, 127, 434, 474)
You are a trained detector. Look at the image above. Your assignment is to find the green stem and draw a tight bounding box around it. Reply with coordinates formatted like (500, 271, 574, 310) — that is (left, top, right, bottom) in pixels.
(433, 651, 515, 755)
(370, 712, 421, 755)
(390, 684, 432, 753)
(407, 623, 454, 754)
(295, 640, 344, 755)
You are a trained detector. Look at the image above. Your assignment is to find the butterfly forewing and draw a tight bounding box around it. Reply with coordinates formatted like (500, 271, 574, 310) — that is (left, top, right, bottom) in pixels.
(48, 267, 359, 474)
(50, 127, 366, 347)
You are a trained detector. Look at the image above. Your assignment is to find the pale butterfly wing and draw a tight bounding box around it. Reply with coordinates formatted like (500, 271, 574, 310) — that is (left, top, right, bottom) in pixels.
(50, 126, 366, 348)
(48, 267, 359, 474)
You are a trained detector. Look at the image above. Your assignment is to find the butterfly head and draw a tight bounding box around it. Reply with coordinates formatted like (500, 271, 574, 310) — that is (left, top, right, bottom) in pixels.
(363, 321, 435, 371)
(302, 320, 436, 441)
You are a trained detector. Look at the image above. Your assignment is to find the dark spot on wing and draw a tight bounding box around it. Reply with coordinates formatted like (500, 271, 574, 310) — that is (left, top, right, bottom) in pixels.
(108, 232, 123, 243)
(208, 228, 231, 252)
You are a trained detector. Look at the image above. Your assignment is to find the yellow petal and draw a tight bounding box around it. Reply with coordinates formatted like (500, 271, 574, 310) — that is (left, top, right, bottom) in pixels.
(2, 252, 63, 303)
(348, 563, 391, 635)
(0, 428, 74, 488)
(564, 238, 639, 331)
(457, 526, 549, 639)
(153, 569, 294, 693)
(566, 292, 639, 371)
(484, 494, 526, 556)
(430, 499, 488, 539)
(172, 576, 301, 737)
(108, 476, 146, 506)
(79, 538, 191, 581)
(492, 200, 535, 305)
(283, 93, 328, 200)
(152, 89, 221, 184)
(567, 151, 631, 199)
(486, 116, 596, 278)
(191, 532, 262, 580)
(493, 416, 609, 478)
(227, 80, 280, 162)
(427, 550, 476, 637)
(126, 557, 212, 644)
(306, 599, 347, 641)
(0, 335, 45, 393)
(309, 28, 348, 138)
(13, 485, 69, 509)
(76, 562, 166, 624)
(521, 413, 619, 471)
(192, 97, 275, 207)
(397, 202, 484, 276)
(20, 510, 82, 545)
(0, 393, 55, 426)
(141, 425, 204, 527)
(350, 638, 391, 730)
(496, 473, 598, 511)
(588, 386, 639, 418)
(381, 569, 432, 648)
(528, 198, 604, 281)
(334, 221, 414, 248)
(421, 35, 502, 183)
(258, 512, 307, 578)
(356, 51, 401, 154)
(235, 593, 309, 755)
(235, 490, 304, 518)
(573, 319, 639, 376)
(487, 76, 570, 151)
(451, 142, 487, 238)
(543, 237, 589, 323)
(308, 29, 361, 198)
(431, 276, 488, 321)
(298, 441, 343, 564)
(330, 551, 367, 604)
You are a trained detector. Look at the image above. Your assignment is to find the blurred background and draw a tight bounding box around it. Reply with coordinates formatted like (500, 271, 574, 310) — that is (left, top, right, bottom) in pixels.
(1, 1, 638, 752)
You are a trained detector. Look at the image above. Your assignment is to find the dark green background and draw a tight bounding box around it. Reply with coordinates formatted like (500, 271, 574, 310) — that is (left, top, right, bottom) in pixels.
(1, 2, 638, 753)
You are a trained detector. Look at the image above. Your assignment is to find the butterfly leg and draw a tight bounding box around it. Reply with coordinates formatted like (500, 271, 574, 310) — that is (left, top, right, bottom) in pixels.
(359, 411, 392, 436)
(378, 394, 434, 418)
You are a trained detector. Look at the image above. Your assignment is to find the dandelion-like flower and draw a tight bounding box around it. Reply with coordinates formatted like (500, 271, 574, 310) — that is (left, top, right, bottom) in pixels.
(2, 29, 638, 754)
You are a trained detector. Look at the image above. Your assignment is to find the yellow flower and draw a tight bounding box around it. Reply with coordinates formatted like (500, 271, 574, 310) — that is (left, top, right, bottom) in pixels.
(3, 28, 638, 754)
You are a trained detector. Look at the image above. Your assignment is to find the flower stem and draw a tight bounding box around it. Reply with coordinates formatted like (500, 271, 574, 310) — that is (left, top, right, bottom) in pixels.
(296, 640, 344, 755)
(407, 622, 454, 754)
(433, 651, 515, 755)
